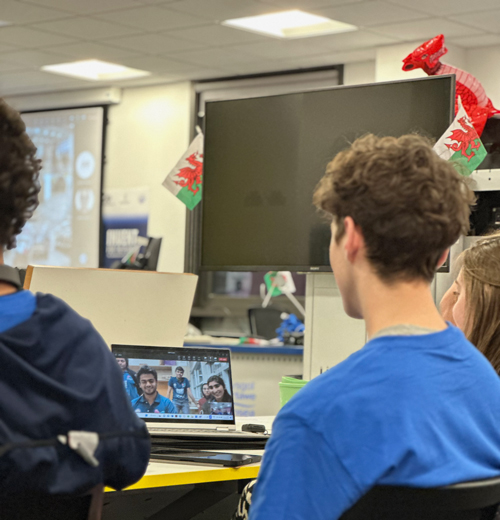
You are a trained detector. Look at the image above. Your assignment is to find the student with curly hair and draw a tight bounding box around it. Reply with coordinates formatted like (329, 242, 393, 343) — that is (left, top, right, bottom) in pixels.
(0, 98, 149, 496)
(249, 135, 500, 520)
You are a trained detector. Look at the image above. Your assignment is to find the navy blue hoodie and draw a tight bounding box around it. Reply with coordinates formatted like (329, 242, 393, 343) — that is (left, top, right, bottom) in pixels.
(0, 293, 150, 494)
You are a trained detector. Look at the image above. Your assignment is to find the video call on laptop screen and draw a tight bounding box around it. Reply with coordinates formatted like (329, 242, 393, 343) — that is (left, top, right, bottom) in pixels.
(112, 345, 235, 425)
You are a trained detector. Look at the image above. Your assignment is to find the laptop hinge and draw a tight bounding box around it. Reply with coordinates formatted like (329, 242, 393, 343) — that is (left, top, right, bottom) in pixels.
(215, 427, 230, 432)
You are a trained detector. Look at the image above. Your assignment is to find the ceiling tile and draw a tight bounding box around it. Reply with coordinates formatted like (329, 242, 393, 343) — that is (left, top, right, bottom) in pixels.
(0, 42, 21, 53)
(370, 18, 482, 41)
(42, 41, 141, 61)
(0, 26, 76, 47)
(97, 5, 207, 31)
(0, 0, 72, 24)
(171, 47, 265, 68)
(449, 9, 500, 34)
(314, 1, 428, 27)
(0, 60, 29, 73)
(166, 23, 268, 46)
(260, 0, 363, 8)
(312, 30, 401, 51)
(447, 33, 500, 48)
(166, 0, 276, 21)
(117, 54, 201, 73)
(279, 47, 376, 69)
(0, 48, 69, 67)
(0, 70, 84, 90)
(103, 33, 205, 54)
(385, 0, 500, 16)
(230, 38, 337, 60)
(32, 17, 142, 39)
(20, 0, 144, 15)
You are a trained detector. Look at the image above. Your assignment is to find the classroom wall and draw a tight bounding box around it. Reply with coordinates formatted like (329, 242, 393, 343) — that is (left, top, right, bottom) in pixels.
(105, 82, 193, 274)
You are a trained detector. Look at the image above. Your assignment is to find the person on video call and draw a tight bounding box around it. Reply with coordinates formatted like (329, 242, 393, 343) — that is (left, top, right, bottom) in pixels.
(202, 375, 232, 415)
(115, 356, 140, 402)
(167, 366, 197, 415)
(197, 382, 212, 412)
(0, 98, 149, 496)
(132, 366, 176, 414)
(249, 134, 500, 520)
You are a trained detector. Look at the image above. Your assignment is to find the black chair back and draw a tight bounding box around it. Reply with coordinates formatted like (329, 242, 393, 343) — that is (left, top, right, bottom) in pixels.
(339, 478, 500, 520)
(0, 484, 104, 520)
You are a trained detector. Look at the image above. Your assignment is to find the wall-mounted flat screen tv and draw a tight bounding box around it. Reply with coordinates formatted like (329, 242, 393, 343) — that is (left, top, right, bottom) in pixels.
(201, 76, 454, 272)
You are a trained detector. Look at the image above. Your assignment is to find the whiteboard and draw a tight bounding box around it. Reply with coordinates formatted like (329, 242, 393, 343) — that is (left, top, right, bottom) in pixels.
(25, 266, 198, 348)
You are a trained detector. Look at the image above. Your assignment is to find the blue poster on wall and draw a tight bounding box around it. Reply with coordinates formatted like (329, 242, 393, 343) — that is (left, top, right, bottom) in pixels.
(102, 187, 149, 268)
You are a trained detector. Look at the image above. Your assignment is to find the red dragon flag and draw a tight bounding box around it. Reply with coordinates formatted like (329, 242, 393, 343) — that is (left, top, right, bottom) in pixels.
(163, 131, 203, 210)
(433, 98, 487, 176)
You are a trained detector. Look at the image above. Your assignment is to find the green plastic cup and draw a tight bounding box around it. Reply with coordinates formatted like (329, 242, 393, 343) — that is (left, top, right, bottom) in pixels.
(279, 380, 308, 407)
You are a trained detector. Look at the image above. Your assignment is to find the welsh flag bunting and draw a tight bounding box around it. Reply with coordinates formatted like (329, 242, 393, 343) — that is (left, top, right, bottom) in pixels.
(433, 97, 487, 176)
(163, 132, 203, 210)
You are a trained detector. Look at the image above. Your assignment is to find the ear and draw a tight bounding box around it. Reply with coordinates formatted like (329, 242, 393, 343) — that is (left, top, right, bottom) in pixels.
(437, 248, 449, 269)
(343, 217, 364, 263)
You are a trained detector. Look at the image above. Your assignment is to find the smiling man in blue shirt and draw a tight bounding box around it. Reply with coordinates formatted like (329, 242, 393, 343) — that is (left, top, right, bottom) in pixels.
(132, 366, 176, 414)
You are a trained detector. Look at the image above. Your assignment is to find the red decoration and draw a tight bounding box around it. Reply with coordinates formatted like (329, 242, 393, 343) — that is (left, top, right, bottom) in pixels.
(402, 34, 499, 136)
(173, 152, 203, 195)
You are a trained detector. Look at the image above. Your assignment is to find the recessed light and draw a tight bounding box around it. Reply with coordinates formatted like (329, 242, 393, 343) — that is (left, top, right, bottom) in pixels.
(222, 10, 357, 39)
(41, 59, 151, 81)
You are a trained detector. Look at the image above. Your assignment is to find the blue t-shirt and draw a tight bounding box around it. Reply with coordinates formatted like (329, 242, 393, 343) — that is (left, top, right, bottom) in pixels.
(168, 376, 190, 403)
(123, 371, 139, 402)
(0, 290, 36, 333)
(250, 326, 500, 520)
(131, 392, 176, 414)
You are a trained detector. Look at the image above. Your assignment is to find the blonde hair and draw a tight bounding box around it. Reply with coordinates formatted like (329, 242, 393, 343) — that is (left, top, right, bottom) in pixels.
(462, 232, 500, 374)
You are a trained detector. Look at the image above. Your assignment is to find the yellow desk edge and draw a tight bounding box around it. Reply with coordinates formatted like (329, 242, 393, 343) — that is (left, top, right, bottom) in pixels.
(106, 464, 260, 492)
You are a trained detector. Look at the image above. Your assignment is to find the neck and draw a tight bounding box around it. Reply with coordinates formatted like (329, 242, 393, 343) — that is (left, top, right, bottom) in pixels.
(358, 271, 446, 339)
(145, 392, 158, 405)
(0, 251, 17, 297)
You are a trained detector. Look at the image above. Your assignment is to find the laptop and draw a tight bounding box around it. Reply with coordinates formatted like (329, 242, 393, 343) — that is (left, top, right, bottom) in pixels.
(111, 344, 269, 439)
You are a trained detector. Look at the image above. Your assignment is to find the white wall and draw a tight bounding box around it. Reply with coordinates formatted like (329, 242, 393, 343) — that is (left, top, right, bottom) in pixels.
(343, 60, 376, 86)
(465, 46, 500, 108)
(105, 82, 193, 273)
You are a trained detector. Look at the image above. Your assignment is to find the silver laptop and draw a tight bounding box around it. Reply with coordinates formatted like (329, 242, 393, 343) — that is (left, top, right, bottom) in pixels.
(112, 344, 266, 438)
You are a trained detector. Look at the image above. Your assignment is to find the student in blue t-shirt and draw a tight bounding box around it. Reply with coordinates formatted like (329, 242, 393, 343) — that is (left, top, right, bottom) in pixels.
(115, 356, 140, 402)
(131, 366, 176, 414)
(248, 135, 500, 520)
(167, 366, 197, 414)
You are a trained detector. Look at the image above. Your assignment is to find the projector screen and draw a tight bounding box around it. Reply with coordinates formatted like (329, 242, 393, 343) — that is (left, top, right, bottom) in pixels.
(5, 106, 105, 268)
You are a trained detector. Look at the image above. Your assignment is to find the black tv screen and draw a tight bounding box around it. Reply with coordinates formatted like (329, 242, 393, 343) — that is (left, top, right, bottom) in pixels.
(201, 76, 454, 272)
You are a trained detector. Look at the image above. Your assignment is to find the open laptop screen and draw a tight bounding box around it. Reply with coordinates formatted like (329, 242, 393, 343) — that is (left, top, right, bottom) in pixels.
(112, 345, 235, 425)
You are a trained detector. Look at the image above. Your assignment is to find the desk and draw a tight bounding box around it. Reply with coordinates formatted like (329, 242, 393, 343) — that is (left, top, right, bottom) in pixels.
(103, 417, 273, 520)
(103, 453, 262, 520)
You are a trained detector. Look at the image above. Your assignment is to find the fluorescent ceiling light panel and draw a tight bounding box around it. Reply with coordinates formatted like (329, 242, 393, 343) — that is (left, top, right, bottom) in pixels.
(222, 10, 357, 39)
(42, 59, 150, 81)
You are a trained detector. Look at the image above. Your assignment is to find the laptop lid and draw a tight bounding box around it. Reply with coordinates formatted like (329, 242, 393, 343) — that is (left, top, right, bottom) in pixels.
(111, 345, 235, 427)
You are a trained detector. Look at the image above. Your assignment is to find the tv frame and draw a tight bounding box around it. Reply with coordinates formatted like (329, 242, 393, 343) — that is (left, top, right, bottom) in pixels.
(200, 75, 455, 273)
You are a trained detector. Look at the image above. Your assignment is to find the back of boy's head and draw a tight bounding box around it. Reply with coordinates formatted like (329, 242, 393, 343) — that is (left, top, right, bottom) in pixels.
(313, 134, 474, 283)
(0, 98, 41, 250)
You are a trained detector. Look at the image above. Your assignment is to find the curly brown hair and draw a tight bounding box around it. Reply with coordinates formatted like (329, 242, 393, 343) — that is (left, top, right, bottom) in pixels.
(313, 134, 474, 283)
(0, 99, 41, 250)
